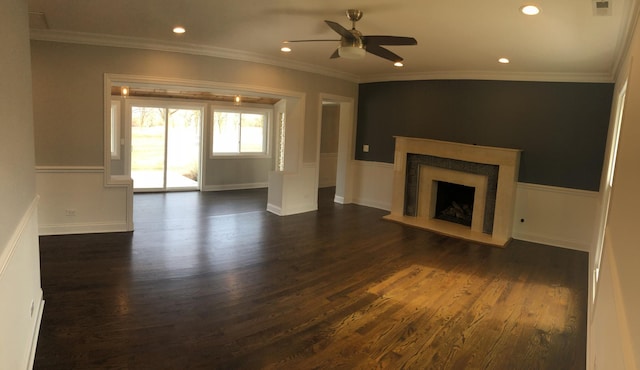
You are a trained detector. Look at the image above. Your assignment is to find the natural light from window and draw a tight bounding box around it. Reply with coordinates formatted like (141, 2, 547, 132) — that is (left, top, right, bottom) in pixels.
(212, 109, 269, 156)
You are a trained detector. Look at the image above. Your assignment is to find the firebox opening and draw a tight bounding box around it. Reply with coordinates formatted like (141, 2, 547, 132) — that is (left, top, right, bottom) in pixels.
(434, 181, 475, 227)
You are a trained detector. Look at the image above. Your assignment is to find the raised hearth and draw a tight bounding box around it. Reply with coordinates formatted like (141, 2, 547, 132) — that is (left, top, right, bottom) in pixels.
(384, 137, 521, 247)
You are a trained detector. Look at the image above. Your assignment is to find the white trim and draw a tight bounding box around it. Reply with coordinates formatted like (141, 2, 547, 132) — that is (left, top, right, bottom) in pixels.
(606, 242, 639, 370)
(105, 74, 306, 108)
(27, 299, 44, 370)
(351, 160, 394, 210)
(32, 29, 359, 82)
(0, 195, 44, 370)
(210, 105, 272, 159)
(202, 182, 268, 192)
(516, 181, 599, 198)
(610, 0, 640, 82)
(35, 166, 104, 173)
(315, 94, 356, 205)
(354, 196, 392, 211)
(266, 203, 283, 215)
(512, 232, 591, 252)
(0, 196, 39, 276)
(355, 160, 394, 170)
(38, 221, 131, 236)
(30, 29, 621, 84)
(512, 182, 599, 252)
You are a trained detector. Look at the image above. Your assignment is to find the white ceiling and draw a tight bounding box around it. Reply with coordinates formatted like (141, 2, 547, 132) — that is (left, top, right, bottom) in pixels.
(27, 0, 637, 83)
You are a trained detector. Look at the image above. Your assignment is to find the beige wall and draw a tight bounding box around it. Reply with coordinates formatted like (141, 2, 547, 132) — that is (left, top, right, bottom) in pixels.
(320, 104, 340, 154)
(1, 0, 37, 252)
(30, 41, 358, 168)
(1, 0, 44, 368)
(591, 4, 640, 368)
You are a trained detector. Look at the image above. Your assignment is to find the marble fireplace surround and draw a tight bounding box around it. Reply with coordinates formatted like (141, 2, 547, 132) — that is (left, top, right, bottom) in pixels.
(384, 137, 521, 247)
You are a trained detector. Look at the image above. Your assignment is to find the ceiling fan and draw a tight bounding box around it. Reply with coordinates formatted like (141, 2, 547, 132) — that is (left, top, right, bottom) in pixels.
(283, 9, 418, 65)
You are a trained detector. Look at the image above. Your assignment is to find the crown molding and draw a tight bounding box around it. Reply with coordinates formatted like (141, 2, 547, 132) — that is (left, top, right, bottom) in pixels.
(360, 70, 615, 84)
(29, 29, 360, 83)
(30, 29, 618, 85)
(611, 0, 640, 81)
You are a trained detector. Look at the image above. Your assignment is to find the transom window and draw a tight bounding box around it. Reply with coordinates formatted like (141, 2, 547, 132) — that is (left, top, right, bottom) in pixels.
(211, 107, 270, 157)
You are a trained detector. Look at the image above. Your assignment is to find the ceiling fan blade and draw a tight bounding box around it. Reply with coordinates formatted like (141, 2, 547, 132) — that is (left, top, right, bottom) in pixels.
(325, 20, 355, 40)
(364, 36, 417, 46)
(365, 44, 403, 62)
(284, 39, 339, 43)
(330, 49, 340, 59)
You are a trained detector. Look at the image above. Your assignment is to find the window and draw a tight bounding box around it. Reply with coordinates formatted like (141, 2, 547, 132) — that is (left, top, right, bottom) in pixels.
(211, 107, 270, 157)
(110, 100, 121, 159)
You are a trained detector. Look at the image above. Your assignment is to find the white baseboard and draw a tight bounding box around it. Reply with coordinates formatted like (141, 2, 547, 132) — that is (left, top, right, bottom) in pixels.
(27, 298, 45, 369)
(352, 196, 392, 211)
(512, 232, 590, 252)
(334, 195, 345, 204)
(266, 203, 282, 215)
(202, 182, 268, 191)
(39, 222, 131, 236)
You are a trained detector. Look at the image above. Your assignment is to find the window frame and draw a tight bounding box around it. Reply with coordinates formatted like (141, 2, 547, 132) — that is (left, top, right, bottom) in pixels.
(210, 104, 272, 159)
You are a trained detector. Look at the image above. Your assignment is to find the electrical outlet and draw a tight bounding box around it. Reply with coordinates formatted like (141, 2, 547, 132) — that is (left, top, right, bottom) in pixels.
(363, 144, 370, 153)
(65, 209, 76, 216)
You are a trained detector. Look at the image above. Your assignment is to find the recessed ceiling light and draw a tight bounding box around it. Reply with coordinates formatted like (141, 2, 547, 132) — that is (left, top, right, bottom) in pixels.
(281, 46, 291, 53)
(394, 61, 404, 67)
(173, 26, 186, 34)
(498, 57, 510, 64)
(520, 5, 541, 15)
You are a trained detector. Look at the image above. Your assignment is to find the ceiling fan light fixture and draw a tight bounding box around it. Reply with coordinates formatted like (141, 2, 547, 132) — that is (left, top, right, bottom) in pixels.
(394, 61, 404, 67)
(338, 46, 366, 59)
(281, 46, 292, 53)
(172, 26, 186, 34)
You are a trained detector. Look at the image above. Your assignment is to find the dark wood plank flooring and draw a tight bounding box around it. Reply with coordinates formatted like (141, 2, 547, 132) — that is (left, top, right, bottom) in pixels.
(34, 188, 588, 369)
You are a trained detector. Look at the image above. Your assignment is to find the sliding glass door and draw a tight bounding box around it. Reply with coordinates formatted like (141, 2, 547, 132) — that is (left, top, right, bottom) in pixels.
(130, 103, 203, 191)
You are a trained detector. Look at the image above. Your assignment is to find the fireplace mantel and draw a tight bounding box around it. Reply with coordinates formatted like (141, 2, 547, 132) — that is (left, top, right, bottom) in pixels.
(384, 137, 521, 247)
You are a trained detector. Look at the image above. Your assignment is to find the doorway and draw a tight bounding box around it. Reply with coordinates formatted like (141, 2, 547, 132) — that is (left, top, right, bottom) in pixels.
(130, 103, 203, 192)
(318, 102, 340, 203)
(316, 95, 355, 207)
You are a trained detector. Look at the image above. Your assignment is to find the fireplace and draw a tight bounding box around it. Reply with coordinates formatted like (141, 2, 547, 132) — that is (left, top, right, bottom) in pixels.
(384, 137, 521, 247)
(434, 181, 474, 226)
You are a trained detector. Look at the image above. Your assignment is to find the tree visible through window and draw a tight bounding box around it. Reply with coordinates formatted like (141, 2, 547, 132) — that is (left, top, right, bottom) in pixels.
(212, 110, 268, 155)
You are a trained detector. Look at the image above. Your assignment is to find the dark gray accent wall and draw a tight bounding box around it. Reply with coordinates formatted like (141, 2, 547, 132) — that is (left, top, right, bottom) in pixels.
(355, 80, 614, 191)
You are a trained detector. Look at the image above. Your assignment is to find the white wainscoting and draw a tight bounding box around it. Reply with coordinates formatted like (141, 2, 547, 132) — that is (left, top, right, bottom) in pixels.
(319, 152, 338, 188)
(512, 182, 598, 252)
(0, 196, 44, 370)
(588, 231, 631, 370)
(351, 160, 394, 211)
(36, 167, 132, 235)
(267, 163, 318, 216)
(350, 160, 599, 251)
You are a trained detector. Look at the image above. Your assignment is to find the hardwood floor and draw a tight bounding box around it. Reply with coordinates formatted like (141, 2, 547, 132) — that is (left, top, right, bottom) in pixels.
(34, 188, 588, 369)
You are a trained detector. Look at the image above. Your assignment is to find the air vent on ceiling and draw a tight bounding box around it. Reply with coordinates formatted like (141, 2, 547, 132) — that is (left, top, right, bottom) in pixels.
(593, 0, 612, 16)
(28, 11, 49, 29)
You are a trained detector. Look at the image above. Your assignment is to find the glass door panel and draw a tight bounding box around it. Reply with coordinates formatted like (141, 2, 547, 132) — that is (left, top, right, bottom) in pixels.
(166, 108, 201, 189)
(131, 106, 167, 190)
